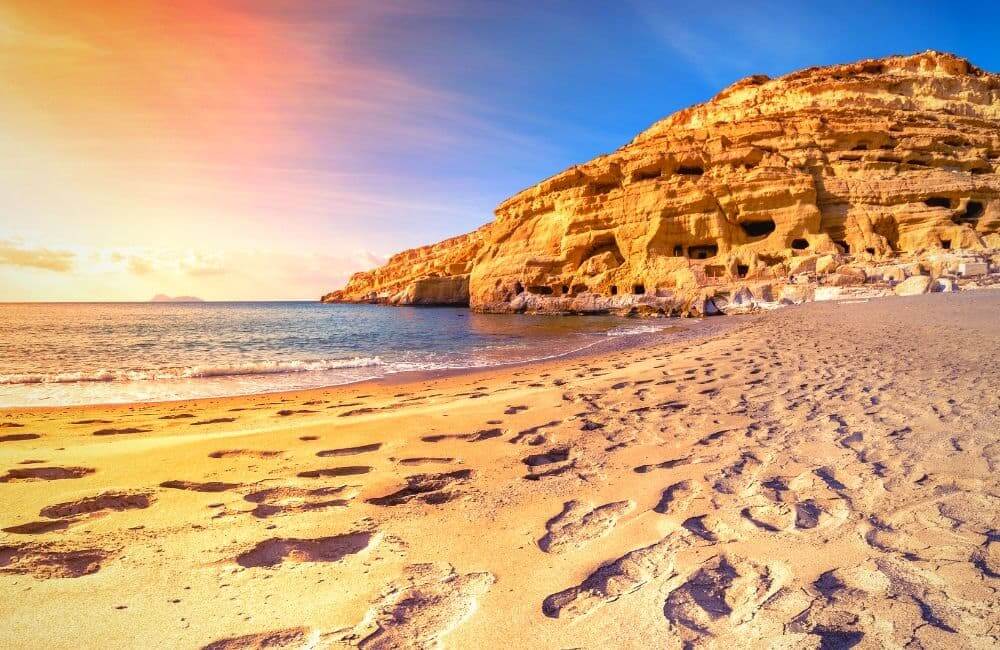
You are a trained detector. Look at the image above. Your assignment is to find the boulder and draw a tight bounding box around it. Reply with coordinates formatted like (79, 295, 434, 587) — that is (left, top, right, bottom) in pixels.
(958, 261, 989, 277)
(779, 285, 813, 305)
(816, 255, 839, 275)
(894, 275, 932, 296)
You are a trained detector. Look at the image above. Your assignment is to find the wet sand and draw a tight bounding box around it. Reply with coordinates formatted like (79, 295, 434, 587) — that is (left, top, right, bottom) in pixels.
(1, 291, 998, 649)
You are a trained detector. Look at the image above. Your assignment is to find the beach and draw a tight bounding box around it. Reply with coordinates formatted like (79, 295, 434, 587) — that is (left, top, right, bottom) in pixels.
(1, 291, 998, 648)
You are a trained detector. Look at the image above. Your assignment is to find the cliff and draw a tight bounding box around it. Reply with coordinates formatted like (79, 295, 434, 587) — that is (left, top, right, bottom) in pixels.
(324, 51, 1000, 314)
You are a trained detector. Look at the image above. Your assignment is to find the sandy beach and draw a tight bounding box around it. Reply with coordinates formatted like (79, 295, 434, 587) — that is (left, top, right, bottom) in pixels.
(1, 291, 998, 649)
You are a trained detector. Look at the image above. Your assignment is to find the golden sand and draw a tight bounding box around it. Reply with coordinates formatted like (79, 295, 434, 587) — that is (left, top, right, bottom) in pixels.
(1, 292, 998, 648)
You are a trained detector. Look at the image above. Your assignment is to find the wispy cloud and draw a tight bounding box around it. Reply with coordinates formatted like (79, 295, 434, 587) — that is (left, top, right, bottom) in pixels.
(0, 241, 74, 272)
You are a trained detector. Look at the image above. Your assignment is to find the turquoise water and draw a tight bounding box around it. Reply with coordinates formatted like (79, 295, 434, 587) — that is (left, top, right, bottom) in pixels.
(0, 302, 673, 406)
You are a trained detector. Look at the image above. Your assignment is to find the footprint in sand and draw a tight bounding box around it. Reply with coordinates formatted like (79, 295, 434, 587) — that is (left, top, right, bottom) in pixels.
(0, 543, 112, 579)
(357, 564, 494, 650)
(0, 433, 41, 443)
(509, 420, 562, 445)
(39, 491, 154, 519)
(421, 428, 502, 443)
(92, 427, 150, 436)
(398, 457, 457, 466)
(275, 409, 315, 417)
(209, 449, 283, 459)
(161, 480, 240, 493)
(3, 520, 76, 535)
(159, 413, 195, 420)
(367, 470, 473, 506)
(654, 480, 701, 515)
(192, 417, 237, 426)
(69, 419, 112, 425)
(317, 443, 382, 457)
(235, 531, 376, 568)
(539, 500, 633, 553)
(522, 447, 570, 467)
(634, 457, 691, 474)
(543, 536, 681, 619)
(0, 466, 95, 483)
(297, 466, 371, 478)
(242, 485, 355, 518)
(202, 628, 312, 650)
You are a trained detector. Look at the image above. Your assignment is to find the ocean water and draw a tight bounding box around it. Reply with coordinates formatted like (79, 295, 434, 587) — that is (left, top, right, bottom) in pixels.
(0, 302, 681, 407)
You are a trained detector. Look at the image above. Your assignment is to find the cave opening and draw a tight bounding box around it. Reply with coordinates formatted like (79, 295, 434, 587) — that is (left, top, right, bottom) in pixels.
(527, 285, 552, 295)
(560, 285, 569, 295)
(834, 240, 850, 253)
(736, 264, 749, 278)
(965, 201, 984, 221)
(610, 285, 618, 296)
(677, 166, 704, 176)
(633, 284, 645, 295)
(739, 219, 777, 238)
(791, 238, 809, 250)
(672, 244, 684, 257)
(688, 245, 718, 260)
(924, 197, 952, 209)
(941, 239, 952, 250)
(571, 284, 587, 295)
(865, 247, 876, 255)
(852, 143, 869, 151)
(514, 281, 524, 294)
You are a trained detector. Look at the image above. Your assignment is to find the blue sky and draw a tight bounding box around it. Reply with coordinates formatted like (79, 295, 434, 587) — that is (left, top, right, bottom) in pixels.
(3, 0, 998, 299)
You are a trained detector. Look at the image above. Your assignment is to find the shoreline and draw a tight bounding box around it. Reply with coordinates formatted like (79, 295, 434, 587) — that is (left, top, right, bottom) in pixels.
(0, 314, 747, 414)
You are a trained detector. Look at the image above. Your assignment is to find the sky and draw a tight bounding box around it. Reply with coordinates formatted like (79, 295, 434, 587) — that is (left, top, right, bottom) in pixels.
(2, 1, 998, 301)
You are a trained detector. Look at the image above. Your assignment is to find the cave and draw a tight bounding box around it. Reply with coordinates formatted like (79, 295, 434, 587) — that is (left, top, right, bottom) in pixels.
(852, 143, 869, 151)
(865, 247, 876, 255)
(736, 264, 749, 278)
(580, 237, 624, 266)
(560, 285, 569, 295)
(514, 281, 524, 294)
(791, 238, 809, 250)
(610, 285, 618, 296)
(834, 240, 850, 253)
(633, 168, 662, 182)
(527, 285, 552, 295)
(632, 284, 645, 295)
(941, 239, 951, 250)
(672, 244, 684, 257)
(688, 245, 718, 260)
(676, 166, 704, 176)
(965, 201, 984, 221)
(571, 284, 587, 295)
(924, 197, 952, 209)
(739, 219, 776, 238)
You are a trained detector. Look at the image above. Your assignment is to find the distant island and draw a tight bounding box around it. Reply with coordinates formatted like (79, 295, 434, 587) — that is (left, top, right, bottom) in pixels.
(150, 294, 204, 303)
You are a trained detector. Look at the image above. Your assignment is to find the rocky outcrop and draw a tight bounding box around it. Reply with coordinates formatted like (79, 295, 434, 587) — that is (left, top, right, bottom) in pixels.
(325, 51, 1000, 314)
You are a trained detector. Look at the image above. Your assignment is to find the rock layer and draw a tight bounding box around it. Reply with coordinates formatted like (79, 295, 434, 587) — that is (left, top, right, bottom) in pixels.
(324, 51, 1000, 313)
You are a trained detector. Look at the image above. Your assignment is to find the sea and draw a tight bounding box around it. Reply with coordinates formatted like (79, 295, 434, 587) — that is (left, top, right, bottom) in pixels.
(0, 302, 687, 407)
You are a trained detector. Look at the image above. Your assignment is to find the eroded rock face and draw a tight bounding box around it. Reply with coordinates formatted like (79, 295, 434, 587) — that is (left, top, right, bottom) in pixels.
(326, 51, 1000, 313)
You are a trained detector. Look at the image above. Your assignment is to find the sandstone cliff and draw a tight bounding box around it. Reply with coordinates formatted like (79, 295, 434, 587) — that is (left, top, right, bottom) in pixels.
(324, 51, 1000, 314)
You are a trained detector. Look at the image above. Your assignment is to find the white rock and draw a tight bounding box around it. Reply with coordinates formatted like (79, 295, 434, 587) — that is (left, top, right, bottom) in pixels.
(893, 275, 932, 296)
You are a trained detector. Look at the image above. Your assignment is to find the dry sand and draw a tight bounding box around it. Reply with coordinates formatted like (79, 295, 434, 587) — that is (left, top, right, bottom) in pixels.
(1, 291, 998, 649)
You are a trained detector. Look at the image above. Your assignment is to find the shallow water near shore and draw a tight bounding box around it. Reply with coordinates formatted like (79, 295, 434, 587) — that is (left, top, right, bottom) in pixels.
(0, 301, 689, 406)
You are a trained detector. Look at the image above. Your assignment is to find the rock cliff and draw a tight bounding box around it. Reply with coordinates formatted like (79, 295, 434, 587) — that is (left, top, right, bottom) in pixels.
(324, 51, 1000, 314)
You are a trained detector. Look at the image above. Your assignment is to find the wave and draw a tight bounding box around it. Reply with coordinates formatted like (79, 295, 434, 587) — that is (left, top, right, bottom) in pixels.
(0, 357, 384, 386)
(605, 323, 668, 337)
